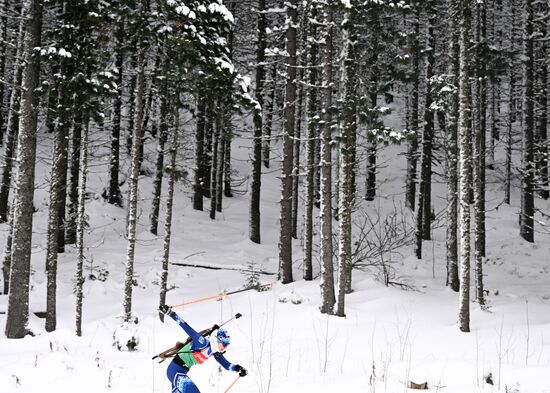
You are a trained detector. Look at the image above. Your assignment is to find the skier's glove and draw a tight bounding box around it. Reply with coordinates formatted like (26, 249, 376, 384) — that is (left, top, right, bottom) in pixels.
(235, 365, 247, 377)
(211, 324, 220, 331)
(159, 304, 173, 316)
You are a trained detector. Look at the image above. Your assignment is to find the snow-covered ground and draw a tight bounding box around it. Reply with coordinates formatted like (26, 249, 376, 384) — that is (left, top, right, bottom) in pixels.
(1, 124, 550, 393)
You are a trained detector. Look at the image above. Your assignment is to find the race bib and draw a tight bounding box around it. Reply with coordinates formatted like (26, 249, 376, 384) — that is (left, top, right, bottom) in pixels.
(192, 349, 209, 364)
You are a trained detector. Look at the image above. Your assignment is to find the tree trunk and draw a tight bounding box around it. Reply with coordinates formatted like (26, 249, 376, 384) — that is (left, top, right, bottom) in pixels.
(75, 119, 89, 337)
(319, 2, 335, 314)
(519, 0, 535, 243)
(126, 56, 137, 155)
(336, 4, 358, 317)
(416, 0, 436, 261)
(405, 5, 421, 211)
(505, 1, 518, 205)
(535, 1, 548, 200)
(0, 0, 7, 143)
(278, 0, 297, 284)
(0, 11, 25, 223)
(250, 0, 266, 244)
(365, 143, 376, 201)
(2, 214, 13, 294)
(5, 0, 43, 339)
(303, 3, 318, 282)
(292, 63, 304, 240)
(150, 52, 170, 235)
(223, 123, 233, 198)
(123, 44, 146, 323)
(263, 65, 277, 169)
(203, 111, 213, 199)
(458, 0, 472, 333)
(216, 124, 226, 213)
(446, 0, 460, 292)
(193, 95, 206, 210)
(107, 20, 124, 206)
(209, 109, 220, 220)
(66, 110, 82, 245)
(159, 108, 179, 323)
(474, 1, 487, 305)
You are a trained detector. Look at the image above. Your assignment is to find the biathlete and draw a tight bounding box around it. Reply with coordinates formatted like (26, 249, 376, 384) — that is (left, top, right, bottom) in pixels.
(158, 305, 247, 393)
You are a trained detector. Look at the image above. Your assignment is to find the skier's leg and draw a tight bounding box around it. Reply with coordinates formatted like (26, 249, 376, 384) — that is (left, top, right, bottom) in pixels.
(166, 361, 191, 393)
(178, 375, 201, 393)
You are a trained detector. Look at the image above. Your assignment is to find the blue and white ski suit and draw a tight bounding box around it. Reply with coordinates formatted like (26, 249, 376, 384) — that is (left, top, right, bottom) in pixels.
(166, 312, 238, 393)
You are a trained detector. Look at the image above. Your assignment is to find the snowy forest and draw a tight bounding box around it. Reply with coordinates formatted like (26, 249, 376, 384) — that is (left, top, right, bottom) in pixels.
(0, 0, 549, 392)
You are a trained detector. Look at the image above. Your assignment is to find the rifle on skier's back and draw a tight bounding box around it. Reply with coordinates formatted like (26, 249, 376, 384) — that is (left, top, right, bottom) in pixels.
(152, 312, 242, 362)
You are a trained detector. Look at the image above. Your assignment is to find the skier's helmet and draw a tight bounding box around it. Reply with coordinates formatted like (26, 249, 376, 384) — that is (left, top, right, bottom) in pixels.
(216, 327, 230, 347)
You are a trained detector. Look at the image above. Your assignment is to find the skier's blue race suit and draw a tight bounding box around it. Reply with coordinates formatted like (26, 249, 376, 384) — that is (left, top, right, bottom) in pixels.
(166, 312, 238, 393)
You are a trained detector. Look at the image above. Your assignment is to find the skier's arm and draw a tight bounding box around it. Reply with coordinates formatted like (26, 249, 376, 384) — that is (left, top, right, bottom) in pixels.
(169, 312, 204, 343)
(213, 352, 238, 371)
(215, 353, 247, 376)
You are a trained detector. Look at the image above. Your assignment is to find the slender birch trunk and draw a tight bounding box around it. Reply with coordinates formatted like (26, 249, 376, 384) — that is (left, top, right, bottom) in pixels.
(159, 108, 178, 323)
(75, 120, 89, 337)
(123, 43, 146, 322)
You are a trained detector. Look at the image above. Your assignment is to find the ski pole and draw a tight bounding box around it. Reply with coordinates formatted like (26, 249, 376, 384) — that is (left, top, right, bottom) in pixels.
(223, 376, 240, 393)
(170, 292, 226, 308)
(170, 283, 274, 309)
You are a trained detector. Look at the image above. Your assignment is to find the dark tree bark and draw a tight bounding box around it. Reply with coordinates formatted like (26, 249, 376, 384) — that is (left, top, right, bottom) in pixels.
(458, 0, 473, 333)
(473, 0, 487, 305)
(193, 95, 206, 210)
(405, 4, 421, 211)
(446, 0, 460, 292)
(319, 1, 335, 314)
(415, 1, 436, 259)
(278, 0, 297, 284)
(519, 0, 535, 243)
(5, 0, 43, 339)
(303, 2, 318, 282)
(203, 109, 213, 199)
(150, 52, 170, 236)
(106, 20, 125, 206)
(292, 60, 304, 240)
(209, 107, 220, 220)
(249, 0, 266, 244)
(0, 11, 24, 223)
(535, 1, 548, 200)
(263, 64, 277, 169)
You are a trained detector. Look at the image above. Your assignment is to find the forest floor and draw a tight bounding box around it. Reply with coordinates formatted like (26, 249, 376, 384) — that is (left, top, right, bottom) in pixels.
(1, 125, 550, 393)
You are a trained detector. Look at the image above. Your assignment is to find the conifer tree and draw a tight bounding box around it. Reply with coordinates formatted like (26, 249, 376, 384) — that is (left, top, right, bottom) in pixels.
(5, 0, 44, 339)
(336, 0, 359, 317)
(250, 0, 267, 244)
(319, 0, 336, 314)
(519, 0, 535, 243)
(458, 0, 473, 333)
(278, 0, 297, 284)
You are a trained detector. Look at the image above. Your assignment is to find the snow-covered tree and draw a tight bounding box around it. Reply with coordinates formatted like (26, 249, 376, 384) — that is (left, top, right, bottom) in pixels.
(5, 0, 44, 339)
